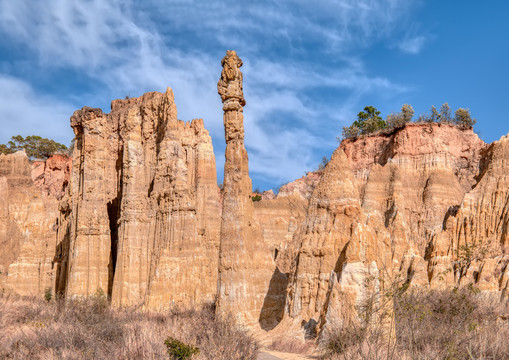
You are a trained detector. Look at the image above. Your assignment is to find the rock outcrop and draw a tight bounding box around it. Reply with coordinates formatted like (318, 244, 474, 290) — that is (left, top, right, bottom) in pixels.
(32, 154, 71, 199)
(58, 89, 221, 308)
(278, 171, 322, 200)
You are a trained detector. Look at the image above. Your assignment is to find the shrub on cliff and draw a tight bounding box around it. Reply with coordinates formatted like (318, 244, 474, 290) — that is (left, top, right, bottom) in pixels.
(341, 102, 477, 141)
(354, 106, 386, 134)
(342, 106, 386, 139)
(454, 108, 476, 128)
(0, 143, 12, 155)
(429, 105, 440, 122)
(0, 135, 68, 159)
(386, 104, 414, 129)
(341, 124, 360, 139)
(439, 102, 453, 123)
(317, 156, 329, 171)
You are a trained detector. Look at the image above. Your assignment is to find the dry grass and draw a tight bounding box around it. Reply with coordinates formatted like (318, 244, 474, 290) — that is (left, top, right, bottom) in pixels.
(321, 287, 509, 360)
(0, 293, 259, 360)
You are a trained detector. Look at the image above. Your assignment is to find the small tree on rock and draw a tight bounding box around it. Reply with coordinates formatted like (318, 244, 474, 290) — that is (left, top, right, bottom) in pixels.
(401, 104, 414, 123)
(416, 114, 430, 122)
(342, 124, 361, 139)
(430, 105, 440, 123)
(454, 108, 476, 128)
(1, 135, 68, 159)
(317, 156, 329, 171)
(386, 104, 414, 129)
(353, 106, 386, 134)
(0, 144, 13, 155)
(386, 112, 405, 128)
(439, 103, 452, 123)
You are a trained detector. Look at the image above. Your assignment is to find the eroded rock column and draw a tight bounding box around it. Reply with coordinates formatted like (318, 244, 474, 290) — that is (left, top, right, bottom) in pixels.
(216, 50, 274, 326)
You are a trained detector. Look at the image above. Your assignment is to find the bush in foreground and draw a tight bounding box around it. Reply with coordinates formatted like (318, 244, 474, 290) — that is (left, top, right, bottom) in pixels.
(0, 294, 258, 360)
(165, 336, 200, 359)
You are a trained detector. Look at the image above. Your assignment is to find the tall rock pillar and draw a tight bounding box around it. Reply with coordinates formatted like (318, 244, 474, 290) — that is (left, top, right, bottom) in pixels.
(217, 50, 274, 326)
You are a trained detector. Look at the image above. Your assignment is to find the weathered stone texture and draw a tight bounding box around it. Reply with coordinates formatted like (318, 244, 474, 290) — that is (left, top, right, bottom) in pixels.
(254, 196, 307, 274)
(62, 89, 220, 308)
(284, 148, 392, 335)
(427, 133, 509, 292)
(341, 123, 485, 282)
(278, 171, 322, 200)
(32, 154, 71, 199)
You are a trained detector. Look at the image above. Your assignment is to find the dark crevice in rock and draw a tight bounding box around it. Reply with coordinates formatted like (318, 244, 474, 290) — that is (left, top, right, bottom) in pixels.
(107, 196, 120, 300)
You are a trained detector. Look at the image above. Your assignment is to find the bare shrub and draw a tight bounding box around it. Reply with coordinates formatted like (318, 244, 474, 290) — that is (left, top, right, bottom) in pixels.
(394, 288, 509, 360)
(320, 285, 397, 360)
(321, 286, 509, 360)
(0, 295, 259, 360)
(167, 306, 259, 360)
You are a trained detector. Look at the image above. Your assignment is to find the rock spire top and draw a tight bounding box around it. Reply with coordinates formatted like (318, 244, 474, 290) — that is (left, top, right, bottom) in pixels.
(218, 50, 246, 110)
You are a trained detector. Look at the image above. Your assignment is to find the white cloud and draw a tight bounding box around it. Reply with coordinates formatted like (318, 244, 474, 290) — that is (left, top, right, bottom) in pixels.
(398, 35, 427, 54)
(0, 0, 417, 188)
(0, 75, 75, 145)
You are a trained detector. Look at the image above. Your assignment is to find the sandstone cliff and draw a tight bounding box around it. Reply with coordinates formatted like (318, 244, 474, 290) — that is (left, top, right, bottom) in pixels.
(274, 123, 506, 339)
(283, 148, 392, 336)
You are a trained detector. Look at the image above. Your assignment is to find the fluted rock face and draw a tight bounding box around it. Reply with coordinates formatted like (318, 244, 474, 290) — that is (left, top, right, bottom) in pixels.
(216, 50, 276, 328)
(341, 124, 485, 281)
(62, 89, 220, 308)
(285, 148, 392, 335)
(428, 133, 509, 292)
(0, 152, 67, 295)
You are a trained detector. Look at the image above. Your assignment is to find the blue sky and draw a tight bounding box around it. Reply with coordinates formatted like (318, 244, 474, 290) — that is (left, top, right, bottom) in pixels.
(0, 1, 507, 191)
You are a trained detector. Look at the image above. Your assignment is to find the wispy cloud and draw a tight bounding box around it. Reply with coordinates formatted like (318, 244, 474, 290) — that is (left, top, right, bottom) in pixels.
(0, 0, 418, 188)
(398, 35, 428, 54)
(0, 75, 74, 145)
